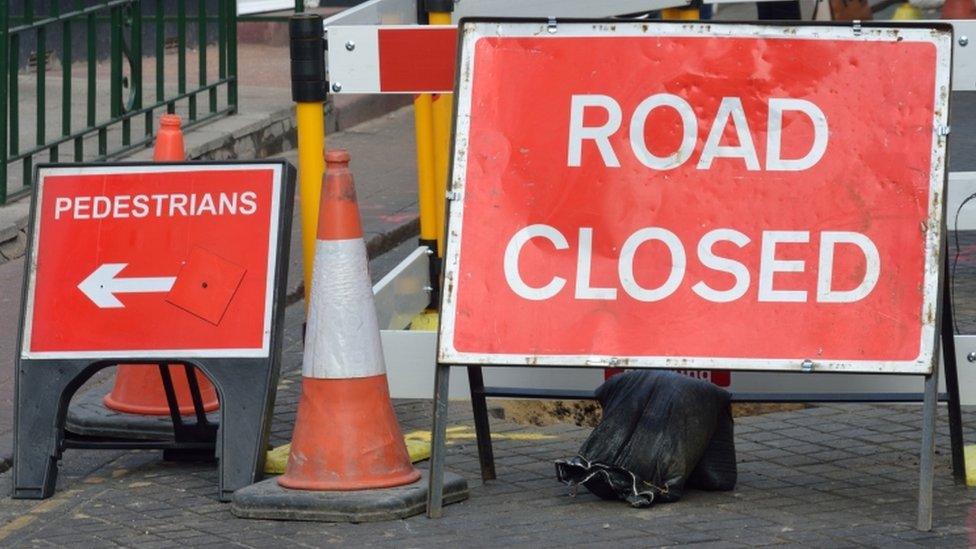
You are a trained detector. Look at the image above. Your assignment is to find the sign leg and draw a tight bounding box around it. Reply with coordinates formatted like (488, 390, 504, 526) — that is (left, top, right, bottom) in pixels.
(13, 361, 93, 499)
(917, 369, 940, 531)
(941, 259, 966, 481)
(158, 363, 186, 430)
(427, 363, 451, 518)
(943, 330, 966, 482)
(208, 360, 276, 502)
(183, 363, 211, 426)
(467, 366, 496, 481)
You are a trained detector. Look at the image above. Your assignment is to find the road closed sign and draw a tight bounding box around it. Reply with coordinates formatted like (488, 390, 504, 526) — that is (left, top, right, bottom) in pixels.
(21, 162, 288, 359)
(438, 21, 951, 373)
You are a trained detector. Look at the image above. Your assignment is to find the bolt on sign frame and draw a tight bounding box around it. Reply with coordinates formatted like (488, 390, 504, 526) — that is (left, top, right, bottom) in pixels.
(428, 18, 955, 531)
(13, 160, 294, 503)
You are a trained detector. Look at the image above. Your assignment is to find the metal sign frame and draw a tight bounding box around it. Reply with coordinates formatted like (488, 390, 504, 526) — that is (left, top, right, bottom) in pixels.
(427, 18, 958, 532)
(437, 20, 952, 375)
(13, 160, 295, 502)
(319, 0, 690, 28)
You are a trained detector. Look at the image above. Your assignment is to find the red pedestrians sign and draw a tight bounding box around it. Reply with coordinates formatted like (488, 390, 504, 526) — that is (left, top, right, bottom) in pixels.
(438, 22, 951, 374)
(22, 163, 287, 359)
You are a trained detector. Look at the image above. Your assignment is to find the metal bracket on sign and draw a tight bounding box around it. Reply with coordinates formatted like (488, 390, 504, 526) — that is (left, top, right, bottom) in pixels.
(446, 190, 460, 201)
(852, 20, 862, 37)
(801, 359, 815, 372)
(547, 16, 558, 34)
(938, 125, 951, 137)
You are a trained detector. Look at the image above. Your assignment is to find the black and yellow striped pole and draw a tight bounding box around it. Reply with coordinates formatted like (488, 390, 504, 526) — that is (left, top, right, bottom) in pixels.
(289, 14, 327, 310)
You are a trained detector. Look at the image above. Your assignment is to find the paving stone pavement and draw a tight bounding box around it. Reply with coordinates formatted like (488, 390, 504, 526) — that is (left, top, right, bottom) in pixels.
(0, 269, 975, 546)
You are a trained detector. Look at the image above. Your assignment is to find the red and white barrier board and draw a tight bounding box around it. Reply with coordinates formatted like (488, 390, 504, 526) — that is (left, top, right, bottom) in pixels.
(22, 163, 285, 359)
(326, 21, 976, 94)
(327, 26, 457, 94)
(438, 21, 951, 374)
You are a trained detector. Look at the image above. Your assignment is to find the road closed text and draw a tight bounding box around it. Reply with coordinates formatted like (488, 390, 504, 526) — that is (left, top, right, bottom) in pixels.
(568, 94, 827, 171)
(501, 93, 873, 305)
(503, 225, 880, 304)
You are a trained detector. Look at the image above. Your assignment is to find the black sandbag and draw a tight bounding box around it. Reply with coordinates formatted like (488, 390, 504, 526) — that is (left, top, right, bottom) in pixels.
(555, 370, 735, 507)
(686, 400, 737, 491)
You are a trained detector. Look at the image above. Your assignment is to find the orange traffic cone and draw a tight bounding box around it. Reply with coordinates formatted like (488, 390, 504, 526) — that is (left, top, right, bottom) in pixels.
(102, 114, 220, 416)
(278, 150, 420, 490)
(153, 114, 186, 161)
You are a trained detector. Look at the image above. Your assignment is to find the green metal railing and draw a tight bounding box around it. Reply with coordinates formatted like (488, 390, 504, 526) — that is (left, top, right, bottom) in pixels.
(0, 0, 239, 203)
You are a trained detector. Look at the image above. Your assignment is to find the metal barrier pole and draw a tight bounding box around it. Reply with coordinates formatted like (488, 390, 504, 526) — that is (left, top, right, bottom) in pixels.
(428, 0, 453, 260)
(290, 14, 327, 309)
(228, 0, 239, 112)
(414, 92, 437, 256)
(415, 2, 439, 266)
(0, 0, 8, 203)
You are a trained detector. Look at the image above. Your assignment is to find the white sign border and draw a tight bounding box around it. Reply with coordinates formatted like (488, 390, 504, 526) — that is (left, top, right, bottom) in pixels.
(438, 21, 952, 375)
(21, 163, 285, 360)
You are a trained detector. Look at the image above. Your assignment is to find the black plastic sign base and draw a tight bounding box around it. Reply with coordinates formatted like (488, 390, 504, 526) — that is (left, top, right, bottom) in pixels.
(14, 359, 279, 501)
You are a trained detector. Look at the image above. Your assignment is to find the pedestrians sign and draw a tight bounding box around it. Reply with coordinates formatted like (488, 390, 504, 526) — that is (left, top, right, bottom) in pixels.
(23, 164, 283, 359)
(438, 20, 952, 375)
(14, 161, 295, 502)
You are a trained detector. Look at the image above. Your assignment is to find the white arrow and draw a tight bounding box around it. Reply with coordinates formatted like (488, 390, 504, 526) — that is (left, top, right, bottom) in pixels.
(78, 263, 176, 308)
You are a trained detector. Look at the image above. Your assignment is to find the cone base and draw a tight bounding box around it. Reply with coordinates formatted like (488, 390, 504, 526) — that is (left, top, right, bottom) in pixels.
(67, 386, 220, 441)
(233, 469, 468, 523)
(278, 375, 419, 491)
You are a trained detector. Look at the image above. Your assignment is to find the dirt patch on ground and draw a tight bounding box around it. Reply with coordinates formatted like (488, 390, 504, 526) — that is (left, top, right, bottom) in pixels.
(493, 399, 604, 427)
(731, 402, 807, 418)
(493, 399, 807, 428)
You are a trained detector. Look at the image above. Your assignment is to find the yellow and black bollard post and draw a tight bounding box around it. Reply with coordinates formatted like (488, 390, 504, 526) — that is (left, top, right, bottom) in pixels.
(289, 14, 327, 310)
(428, 0, 454, 268)
(409, 0, 455, 310)
(414, 92, 437, 260)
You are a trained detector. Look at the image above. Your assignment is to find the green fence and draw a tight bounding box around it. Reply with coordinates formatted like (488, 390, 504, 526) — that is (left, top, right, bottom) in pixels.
(0, 0, 239, 204)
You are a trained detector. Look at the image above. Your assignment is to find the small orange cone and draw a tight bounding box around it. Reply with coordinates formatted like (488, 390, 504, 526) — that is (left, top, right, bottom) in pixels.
(102, 114, 220, 416)
(153, 114, 186, 161)
(278, 150, 420, 491)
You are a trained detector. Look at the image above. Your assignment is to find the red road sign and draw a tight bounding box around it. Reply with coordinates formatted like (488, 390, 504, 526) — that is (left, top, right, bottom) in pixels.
(22, 163, 286, 359)
(438, 22, 951, 374)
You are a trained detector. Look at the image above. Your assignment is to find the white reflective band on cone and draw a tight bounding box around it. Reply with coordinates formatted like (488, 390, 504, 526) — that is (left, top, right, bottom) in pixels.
(303, 238, 386, 379)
